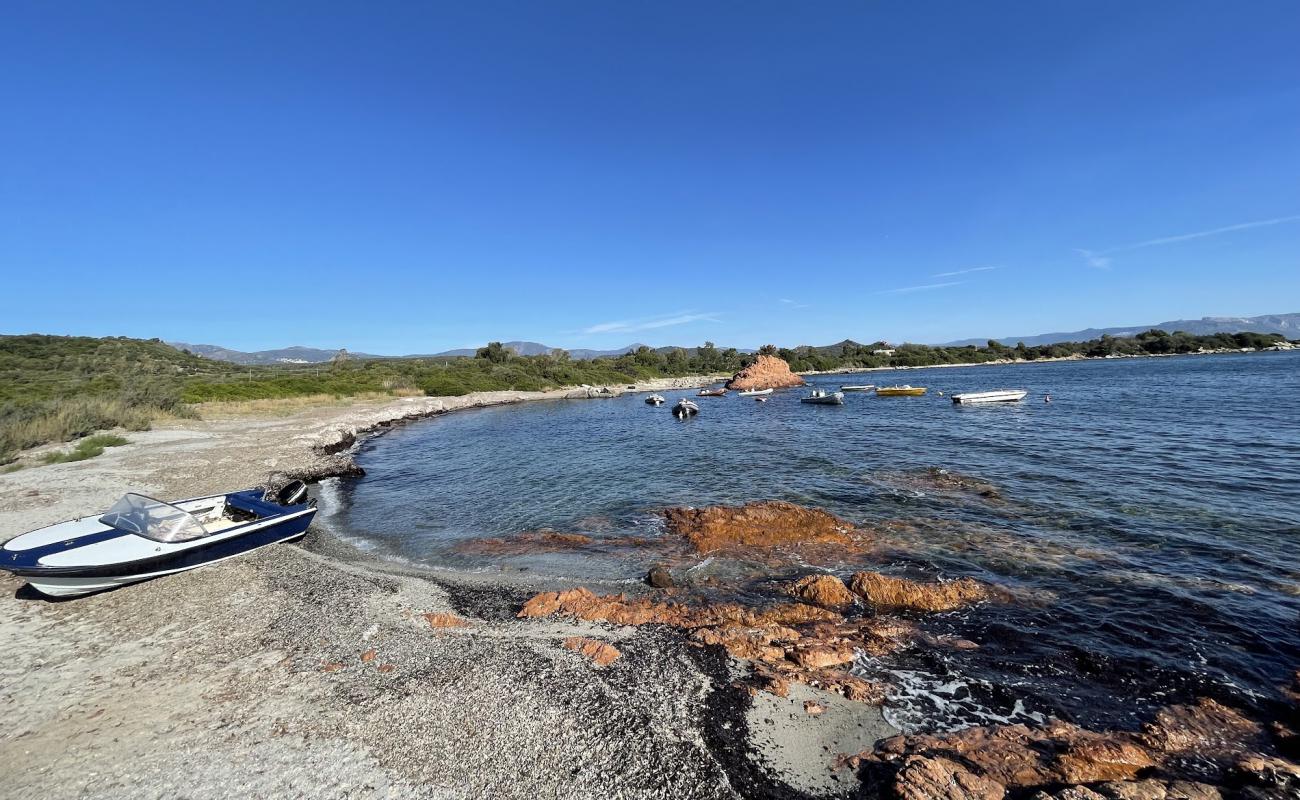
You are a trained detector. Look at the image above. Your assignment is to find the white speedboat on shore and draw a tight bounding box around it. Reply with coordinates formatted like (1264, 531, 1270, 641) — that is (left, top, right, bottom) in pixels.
(951, 389, 1028, 405)
(737, 388, 773, 397)
(800, 389, 845, 405)
(0, 482, 316, 598)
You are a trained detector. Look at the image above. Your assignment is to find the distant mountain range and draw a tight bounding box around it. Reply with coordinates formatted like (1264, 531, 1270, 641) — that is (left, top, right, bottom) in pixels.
(165, 340, 705, 365)
(942, 313, 1300, 348)
(169, 313, 1298, 365)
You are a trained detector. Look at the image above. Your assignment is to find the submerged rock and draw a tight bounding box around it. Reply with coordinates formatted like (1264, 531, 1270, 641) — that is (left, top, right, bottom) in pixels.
(662, 500, 855, 553)
(724, 354, 806, 391)
(784, 574, 857, 609)
(848, 571, 992, 612)
(561, 636, 621, 666)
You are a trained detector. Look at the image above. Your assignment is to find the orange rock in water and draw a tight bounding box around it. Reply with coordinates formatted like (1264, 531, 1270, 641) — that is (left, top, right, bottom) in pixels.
(848, 571, 990, 612)
(423, 612, 469, 629)
(376, 663, 395, 674)
(725, 354, 806, 391)
(360, 649, 377, 662)
(663, 501, 854, 553)
(562, 636, 622, 666)
(785, 574, 857, 609)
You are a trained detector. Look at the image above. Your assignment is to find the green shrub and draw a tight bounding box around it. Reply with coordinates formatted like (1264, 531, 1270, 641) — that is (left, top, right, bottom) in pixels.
(41, 433, 128, 464)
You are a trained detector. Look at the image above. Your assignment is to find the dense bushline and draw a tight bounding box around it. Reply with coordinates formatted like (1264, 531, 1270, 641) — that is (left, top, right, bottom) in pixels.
(0, 331, 1290, 462)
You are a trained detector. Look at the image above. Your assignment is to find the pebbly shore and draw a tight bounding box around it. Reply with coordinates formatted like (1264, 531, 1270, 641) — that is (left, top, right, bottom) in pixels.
(0, 378, 897, 800)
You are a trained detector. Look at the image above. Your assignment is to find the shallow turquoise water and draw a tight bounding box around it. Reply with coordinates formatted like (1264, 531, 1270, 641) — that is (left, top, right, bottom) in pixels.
(328, 351, 1300, 731)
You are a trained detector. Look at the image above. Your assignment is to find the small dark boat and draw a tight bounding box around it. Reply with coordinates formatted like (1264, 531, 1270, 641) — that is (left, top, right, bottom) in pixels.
(646, 394, 665, 405)
(674, 399, 700, 419)
(697, 388, 728, 397)
(0, 482, 317, 598)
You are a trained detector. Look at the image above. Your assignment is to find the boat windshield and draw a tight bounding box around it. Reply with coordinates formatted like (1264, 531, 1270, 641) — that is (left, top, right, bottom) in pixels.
(99, 493, 210, 543)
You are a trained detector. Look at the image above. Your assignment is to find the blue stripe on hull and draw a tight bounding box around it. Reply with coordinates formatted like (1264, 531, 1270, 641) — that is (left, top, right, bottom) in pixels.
(5, 512, 315, 579)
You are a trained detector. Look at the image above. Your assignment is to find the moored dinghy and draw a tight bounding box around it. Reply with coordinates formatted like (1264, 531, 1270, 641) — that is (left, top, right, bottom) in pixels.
(876, 385, 927, 397)
(951, 389, 1028, 404)
(697, 387, 728, 397)
(800, 389, 845, 405)
(0, 482, 317, 598)
(737, 387, 773, 397)
(673, 399, 700, 418)
(840, 384, 876, 392)
(645, 394, 665, 405)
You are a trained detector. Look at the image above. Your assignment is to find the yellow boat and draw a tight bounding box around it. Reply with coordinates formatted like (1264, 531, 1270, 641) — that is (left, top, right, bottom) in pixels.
(876, 385, 927, 396)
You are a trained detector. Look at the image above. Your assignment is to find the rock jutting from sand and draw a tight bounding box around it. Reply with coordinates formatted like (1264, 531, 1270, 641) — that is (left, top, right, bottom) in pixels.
(847, 570, 993, 612)
(662, 500, 856, 553)
(561, 637, 622, 666)
(724, 354, 806, 391)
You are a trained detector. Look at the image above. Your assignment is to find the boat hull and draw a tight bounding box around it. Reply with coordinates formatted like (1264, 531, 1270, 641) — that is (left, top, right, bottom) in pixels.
(952, 390, 1028, 404)
(801, 392, 845, 405)
(876, 387, 927, 396)
(3, 494, 316, 598)
(737, 388, 773, 397)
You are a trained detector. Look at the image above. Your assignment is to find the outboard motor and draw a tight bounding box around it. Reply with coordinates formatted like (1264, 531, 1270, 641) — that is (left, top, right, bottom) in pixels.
(266, 480, 310, 507)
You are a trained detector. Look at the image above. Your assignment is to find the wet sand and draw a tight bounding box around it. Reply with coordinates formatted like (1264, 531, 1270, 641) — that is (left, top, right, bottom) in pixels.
(0, 382, 897, 799)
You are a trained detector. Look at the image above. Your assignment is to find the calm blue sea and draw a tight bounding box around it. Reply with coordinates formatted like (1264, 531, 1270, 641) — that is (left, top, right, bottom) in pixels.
(325, 351, 1300, 732)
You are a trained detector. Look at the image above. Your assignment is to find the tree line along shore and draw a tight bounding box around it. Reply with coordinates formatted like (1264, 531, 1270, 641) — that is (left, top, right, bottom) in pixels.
(1, 329, 1293, 464)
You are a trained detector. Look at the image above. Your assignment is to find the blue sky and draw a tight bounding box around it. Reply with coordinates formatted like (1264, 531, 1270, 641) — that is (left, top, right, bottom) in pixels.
(2, 1, 1298, 353)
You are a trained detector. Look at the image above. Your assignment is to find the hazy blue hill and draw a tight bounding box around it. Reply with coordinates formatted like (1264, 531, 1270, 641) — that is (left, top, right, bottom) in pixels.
(944, 313, 1300, 347)
(168, 342, 383, 365)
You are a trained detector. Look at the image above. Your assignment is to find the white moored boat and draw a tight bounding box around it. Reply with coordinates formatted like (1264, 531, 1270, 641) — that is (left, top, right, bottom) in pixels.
(673, 399, 700, 418)
(737, 388, 773, 397)
(0, 482, 316, 598)
(645, 394, 665, 405)
(840, 384, 875, 392)
(951, 389, 1028, 405)
(800, 389, 845, 405)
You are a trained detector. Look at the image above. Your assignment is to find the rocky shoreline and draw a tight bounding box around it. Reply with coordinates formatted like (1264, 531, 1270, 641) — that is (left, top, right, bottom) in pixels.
(0, 376, 900, 799)
(1, 379, 1297, 799)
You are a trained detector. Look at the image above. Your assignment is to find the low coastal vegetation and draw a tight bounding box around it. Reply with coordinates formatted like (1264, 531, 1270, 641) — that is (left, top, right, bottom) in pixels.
(41, 433, 129, 464)
(1, 330, 1291, 463)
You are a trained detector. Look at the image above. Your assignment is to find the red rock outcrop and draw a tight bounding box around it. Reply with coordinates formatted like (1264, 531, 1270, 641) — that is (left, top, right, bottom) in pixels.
(854, 698, 1279, 799)
(517, 586, 902, 702)
(517, 586, 840, 628)
(725, 354, 806, 391)
(892, 755, 1005, 800)
(848, 571, 992, 612)
(663, 501, 855, 553)
(785, 574, 857, 609)
(562, 636, 622, 666)
(857, 719, 1158, 791)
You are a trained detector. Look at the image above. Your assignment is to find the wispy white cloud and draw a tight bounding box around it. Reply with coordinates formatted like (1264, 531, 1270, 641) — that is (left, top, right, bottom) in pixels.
(876, 280, 965, 295)
(1119, 215, 1300, 250)
(581, 310, 721, 335)
(779, 298, 811, 309)
(932, 266, 998, 278)
(1078, 214, 1300, 269)
(1075, 248, 1112, 270)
